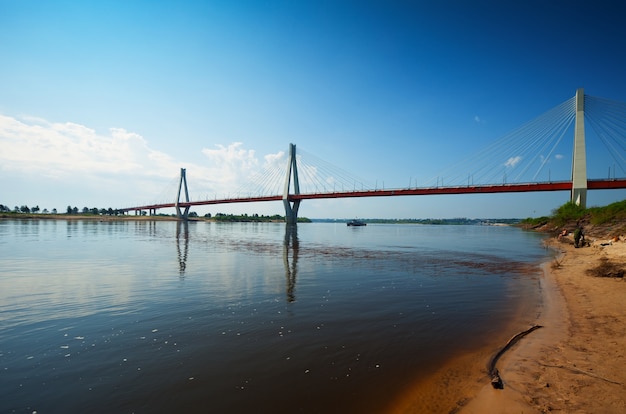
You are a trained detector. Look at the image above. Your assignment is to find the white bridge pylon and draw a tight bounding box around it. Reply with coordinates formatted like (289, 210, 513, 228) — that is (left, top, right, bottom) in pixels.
(283, 143, 301, 225)
(175, 168, 190, 219)
(571, 87, 587, 208)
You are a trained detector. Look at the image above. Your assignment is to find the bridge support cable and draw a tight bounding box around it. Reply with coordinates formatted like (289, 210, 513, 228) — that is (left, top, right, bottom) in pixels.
(528, 118, 574, 181)
(504, 98, 575, 182)
(283, 143, 301, 225)
(585, 95, 626, 177)
(424, 95, 576, 188)
(296, 148, 374, 193)
(571, 88, 587, 207)
(231, 156, 285, 199)
(175, 168, 191, 219)
(438, 97, 573, 186)
(154, 174, 182, 210)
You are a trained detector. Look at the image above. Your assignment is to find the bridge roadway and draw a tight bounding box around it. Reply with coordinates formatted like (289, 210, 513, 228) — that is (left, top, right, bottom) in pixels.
(120, 178, 626, 214)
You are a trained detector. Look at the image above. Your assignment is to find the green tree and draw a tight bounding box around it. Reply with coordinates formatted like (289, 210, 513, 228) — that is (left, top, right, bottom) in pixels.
(20, 205, 30, 213)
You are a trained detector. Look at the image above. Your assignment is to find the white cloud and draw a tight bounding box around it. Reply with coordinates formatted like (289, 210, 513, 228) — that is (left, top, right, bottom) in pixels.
(264, 151, 285, 165)
(474, 115, 481, 123)
(555, 154, 564, 160)
(197, 143, 292, 196)
(0, 113, 283, 208)
(0, 114, 174, 176)
(201, 142, 259, 179)
(504, 156, 522, 168)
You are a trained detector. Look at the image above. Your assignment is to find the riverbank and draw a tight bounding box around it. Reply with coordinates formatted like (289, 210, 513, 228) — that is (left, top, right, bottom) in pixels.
(0, 213, 290, 223)
(391, 233, 626, 413)
(461, 237, 626, 413)
(0, 213, 180, 221)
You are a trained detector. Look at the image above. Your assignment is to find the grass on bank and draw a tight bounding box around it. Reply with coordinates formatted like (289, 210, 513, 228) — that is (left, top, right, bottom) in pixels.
(520, 199, 626, 234)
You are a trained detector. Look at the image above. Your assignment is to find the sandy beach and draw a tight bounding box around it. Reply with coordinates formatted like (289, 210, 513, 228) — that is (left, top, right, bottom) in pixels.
(392, 233, 626, 413)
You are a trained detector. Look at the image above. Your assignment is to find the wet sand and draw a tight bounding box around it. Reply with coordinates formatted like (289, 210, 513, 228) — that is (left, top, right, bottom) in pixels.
(391, 236, 626, 413)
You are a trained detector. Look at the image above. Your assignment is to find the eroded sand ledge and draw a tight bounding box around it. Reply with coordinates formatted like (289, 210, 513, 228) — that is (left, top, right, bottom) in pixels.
(392, 237, 626, 413)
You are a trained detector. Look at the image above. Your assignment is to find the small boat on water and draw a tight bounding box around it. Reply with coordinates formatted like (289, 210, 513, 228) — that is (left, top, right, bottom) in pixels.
(347, 219, 366, 226)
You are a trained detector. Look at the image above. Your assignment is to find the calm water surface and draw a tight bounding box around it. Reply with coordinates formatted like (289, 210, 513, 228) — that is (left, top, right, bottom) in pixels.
(0, 220, 549, 413)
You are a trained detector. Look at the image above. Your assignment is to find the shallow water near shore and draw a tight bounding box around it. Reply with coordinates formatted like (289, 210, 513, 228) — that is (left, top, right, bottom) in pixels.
(0, 220, 549, 413)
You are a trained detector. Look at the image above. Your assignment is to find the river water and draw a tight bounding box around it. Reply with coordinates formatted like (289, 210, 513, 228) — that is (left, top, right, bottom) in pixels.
(0, 219, 549, 413)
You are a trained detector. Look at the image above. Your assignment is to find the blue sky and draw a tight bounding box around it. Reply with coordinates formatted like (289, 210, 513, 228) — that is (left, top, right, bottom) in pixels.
(2, 0, 626, 219)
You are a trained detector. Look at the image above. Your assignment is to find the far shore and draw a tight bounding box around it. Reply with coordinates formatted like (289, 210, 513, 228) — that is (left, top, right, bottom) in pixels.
(1, 213, 182, 221)
(0, 213, 286, 223)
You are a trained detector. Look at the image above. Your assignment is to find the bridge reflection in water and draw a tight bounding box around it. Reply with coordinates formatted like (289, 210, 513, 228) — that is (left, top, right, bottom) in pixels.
(176, 221, 189, 277)
(174, 221, 299, 301)
(283, 225, 299, 302)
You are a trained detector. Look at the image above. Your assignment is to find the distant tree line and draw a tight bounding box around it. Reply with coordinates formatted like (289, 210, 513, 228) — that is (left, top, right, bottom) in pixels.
(1, 204, 313, 222)
(205, 213, 311, 223)
(70, 206, 122, 216)
(0, 204, 121, 216)
(1, 204, 51, 214)
(352, 217, 521, 225)
(208, 213, 286, 222)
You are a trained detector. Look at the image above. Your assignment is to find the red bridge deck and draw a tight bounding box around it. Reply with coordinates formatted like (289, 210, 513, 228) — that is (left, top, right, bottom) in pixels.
(120, 179, 626, 213)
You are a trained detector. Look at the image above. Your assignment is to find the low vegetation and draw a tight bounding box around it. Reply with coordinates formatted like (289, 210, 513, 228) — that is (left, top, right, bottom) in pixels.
(520, 199, 626, 238)
(587, 199, 626, 225)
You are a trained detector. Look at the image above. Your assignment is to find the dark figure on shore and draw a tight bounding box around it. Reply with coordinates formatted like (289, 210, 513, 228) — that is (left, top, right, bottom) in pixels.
(574, 225, 584, 248)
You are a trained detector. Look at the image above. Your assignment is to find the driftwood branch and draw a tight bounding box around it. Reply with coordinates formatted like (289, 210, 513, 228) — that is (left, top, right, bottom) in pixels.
(538, 363, 623, 385)
(489, 325, 543, 389)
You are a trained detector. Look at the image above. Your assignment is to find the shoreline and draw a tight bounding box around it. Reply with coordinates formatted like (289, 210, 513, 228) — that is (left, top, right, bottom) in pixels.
(387, 249, 545, 413)
(455, 246, 567, 413)
(392, 235, 626, 413)
(0, 213, 182, 221)
(0, 214, 289, 223)
(460, 237, 626, 412)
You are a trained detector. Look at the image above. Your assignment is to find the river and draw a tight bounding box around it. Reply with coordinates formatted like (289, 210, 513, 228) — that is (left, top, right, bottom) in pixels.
(0, 219, 549, 413)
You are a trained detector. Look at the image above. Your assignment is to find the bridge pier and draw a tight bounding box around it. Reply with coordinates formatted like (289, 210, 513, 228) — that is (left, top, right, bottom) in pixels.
(283, 143, 301, 225)
(571, 88, 587, 208)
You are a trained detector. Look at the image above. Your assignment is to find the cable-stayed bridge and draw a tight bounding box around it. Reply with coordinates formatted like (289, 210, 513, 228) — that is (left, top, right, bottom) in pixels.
(121, 89, 626, 223)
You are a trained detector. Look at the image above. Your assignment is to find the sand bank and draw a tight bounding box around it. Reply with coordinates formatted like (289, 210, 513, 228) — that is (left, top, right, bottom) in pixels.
(392, 236, 626, 413)
(460, 238, 626, 413)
